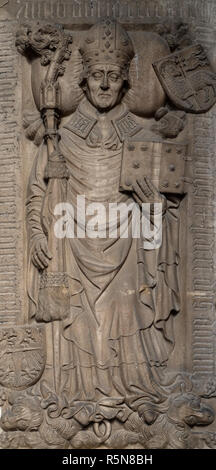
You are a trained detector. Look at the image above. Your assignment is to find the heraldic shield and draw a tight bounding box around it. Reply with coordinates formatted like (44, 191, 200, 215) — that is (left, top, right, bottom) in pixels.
(0, 326, 46, 390)
(153, 44, 216, 113)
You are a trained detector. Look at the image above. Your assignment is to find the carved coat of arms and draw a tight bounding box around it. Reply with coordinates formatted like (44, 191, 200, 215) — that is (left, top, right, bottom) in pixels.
(0, 326, 45, 390)
(153, 44, 216, 113)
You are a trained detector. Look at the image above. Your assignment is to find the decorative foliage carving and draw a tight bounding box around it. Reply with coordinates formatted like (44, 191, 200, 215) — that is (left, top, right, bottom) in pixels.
(200, 377, 216, 398)
(16, 23, 72, 73)
(0, 377, 214, 449)
(152, 107, 186, 138)
(155, 22, 192, 52)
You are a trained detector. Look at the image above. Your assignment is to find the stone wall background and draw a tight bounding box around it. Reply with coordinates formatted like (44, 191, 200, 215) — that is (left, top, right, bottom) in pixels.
(1, 0, 216, 435)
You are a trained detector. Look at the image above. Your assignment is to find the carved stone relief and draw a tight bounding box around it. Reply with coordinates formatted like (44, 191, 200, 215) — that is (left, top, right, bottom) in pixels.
(0, 0, 216, 450)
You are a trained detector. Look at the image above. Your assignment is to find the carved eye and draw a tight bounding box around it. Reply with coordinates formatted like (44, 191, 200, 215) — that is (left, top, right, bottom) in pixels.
(18, 419, 28, 430)
(191, 398, 201, 410)
(92, 72, 103, 80)
(108, 73, 120, 82)
(185, 415, 197, 426)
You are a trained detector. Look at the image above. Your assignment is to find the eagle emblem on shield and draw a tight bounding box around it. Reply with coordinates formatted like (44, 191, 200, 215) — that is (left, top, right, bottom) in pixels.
(153, 44, 216, 113)
(0, 325, 45, 390)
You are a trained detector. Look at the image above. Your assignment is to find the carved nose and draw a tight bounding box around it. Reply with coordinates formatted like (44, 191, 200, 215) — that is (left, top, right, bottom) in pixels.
(100, 76, 109, 90)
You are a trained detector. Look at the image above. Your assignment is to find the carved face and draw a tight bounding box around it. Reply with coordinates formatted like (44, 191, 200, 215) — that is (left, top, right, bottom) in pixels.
(84, 64, 125, 111)
(167, 392, 214, 428)
(0, 396, 43, 432)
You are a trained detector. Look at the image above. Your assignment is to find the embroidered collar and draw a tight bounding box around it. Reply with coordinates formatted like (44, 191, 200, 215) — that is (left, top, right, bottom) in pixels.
(63, 98, 142, 141)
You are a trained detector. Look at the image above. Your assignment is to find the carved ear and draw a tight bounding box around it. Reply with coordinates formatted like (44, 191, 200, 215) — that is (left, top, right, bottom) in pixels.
(40, 380, 53, 399)
(81, 82, 87, 92)
(179, 376, 193, 394)
(8, 391, 19, 405)
(180, 382, 187, 394)
(27, 410, 43, 431)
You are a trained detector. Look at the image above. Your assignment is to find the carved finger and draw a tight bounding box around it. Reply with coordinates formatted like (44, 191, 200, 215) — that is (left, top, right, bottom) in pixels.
(137, 178, 152, 198)
(132, 192, 143, 207)
(144, 177, 160, 197)
(33, 251, 47, 269)
(32, 256, 39, 270)
(39, 241, 52, 260)
(132, 181, 148, 202)
(36, 250, 49, 268)
(32, 253, 45, 270)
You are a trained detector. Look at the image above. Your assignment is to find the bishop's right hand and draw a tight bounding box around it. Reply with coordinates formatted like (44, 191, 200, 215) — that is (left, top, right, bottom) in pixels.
(31, 235, 52, 271)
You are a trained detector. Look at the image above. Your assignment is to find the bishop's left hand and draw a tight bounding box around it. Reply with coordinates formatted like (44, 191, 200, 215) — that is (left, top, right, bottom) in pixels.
(132, 177, 167, 212)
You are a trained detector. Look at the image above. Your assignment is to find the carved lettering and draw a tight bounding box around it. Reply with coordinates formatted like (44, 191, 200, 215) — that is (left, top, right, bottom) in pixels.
(0, 7, 215, 450)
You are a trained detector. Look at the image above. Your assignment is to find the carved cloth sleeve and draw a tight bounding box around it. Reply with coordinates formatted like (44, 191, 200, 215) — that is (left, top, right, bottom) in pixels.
(26, 143, 48, 317)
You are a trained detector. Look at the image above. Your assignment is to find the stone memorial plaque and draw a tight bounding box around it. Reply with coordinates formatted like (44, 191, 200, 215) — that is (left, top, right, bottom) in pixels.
(0, 0, 216, 451)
